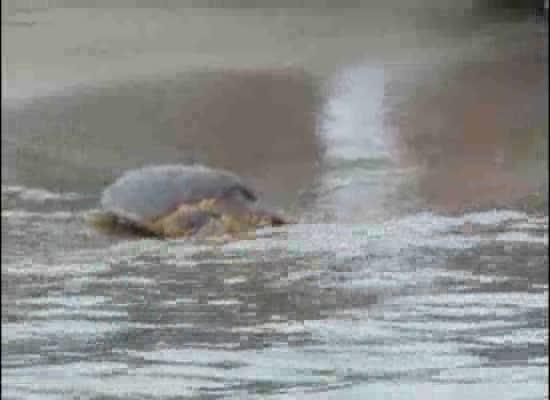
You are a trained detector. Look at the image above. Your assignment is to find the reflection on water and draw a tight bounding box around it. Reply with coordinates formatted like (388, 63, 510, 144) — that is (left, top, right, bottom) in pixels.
(2, 4, 548, 400)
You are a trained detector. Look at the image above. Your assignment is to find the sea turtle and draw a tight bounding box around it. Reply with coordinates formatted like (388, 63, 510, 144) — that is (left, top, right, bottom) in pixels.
(90, 164, 289, 239)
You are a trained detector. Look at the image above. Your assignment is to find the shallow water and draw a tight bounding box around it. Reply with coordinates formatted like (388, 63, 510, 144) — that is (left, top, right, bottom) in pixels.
(2, 4, 548, 400)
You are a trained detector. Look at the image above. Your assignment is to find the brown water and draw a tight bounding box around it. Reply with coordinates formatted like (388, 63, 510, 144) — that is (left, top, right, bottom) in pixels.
(2, 4, 548, 400)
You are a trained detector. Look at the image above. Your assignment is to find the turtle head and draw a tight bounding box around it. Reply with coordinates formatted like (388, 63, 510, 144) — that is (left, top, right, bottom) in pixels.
(219, 210, 287, 234)
(195, 197, 292, 232)
(236, 202, 292, 229)
(247, 209, 288, 227)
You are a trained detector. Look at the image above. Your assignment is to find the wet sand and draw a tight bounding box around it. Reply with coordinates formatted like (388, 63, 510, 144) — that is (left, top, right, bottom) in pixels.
(389, 25, 548, 214)
(3, 68, 322, 207)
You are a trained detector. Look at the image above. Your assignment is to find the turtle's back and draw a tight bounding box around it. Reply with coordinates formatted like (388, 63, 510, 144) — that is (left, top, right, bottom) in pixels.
(101, 164, 257, 224)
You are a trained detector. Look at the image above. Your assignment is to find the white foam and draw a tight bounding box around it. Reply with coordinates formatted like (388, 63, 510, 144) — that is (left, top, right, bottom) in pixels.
(495, 231, 548, 244)
(2, 184, 83, 202)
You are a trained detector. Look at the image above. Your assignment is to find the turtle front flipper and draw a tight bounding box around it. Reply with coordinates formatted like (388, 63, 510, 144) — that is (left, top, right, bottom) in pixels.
(148, 203, 221, 238)
(86, 211, 162, 238)
(146, 196, 292, 239)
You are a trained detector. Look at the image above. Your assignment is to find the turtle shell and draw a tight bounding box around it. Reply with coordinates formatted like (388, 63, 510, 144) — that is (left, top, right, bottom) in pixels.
(100, 164, 257, 228)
